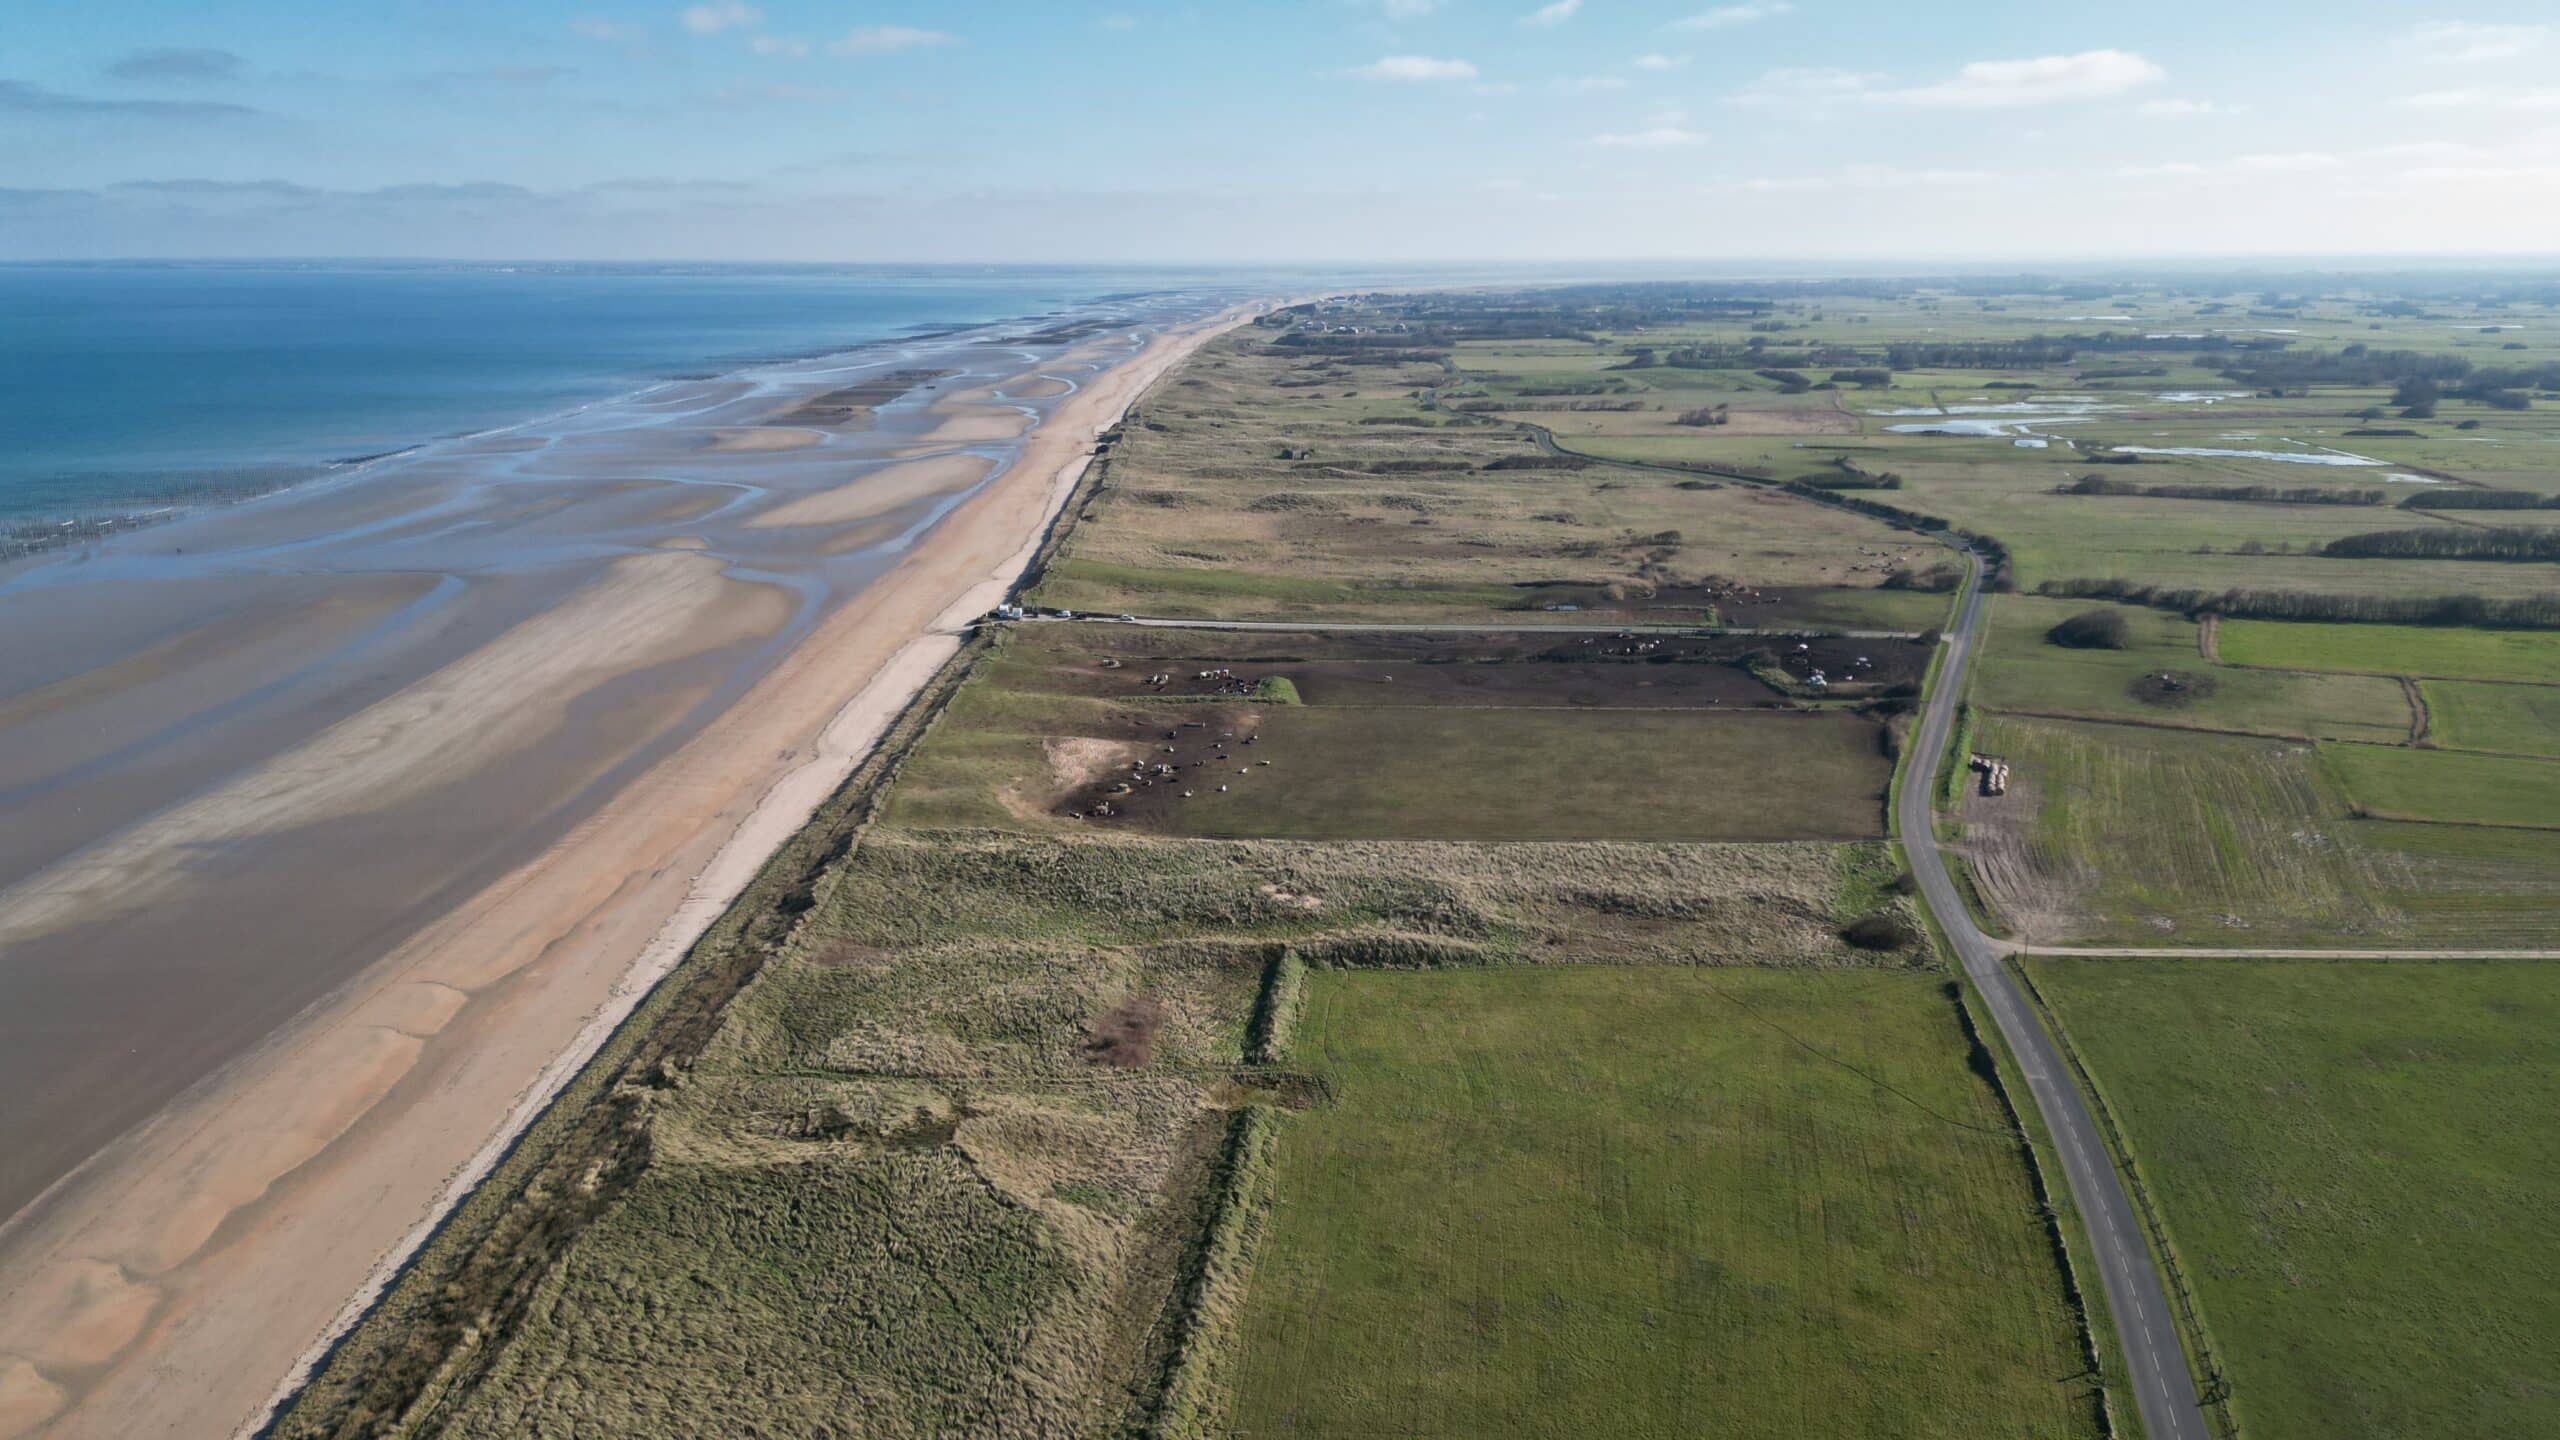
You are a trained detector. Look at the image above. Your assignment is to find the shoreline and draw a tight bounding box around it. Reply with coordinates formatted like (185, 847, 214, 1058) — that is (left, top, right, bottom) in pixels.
(0, 298, 1267, 1440)
(0, 314, 1047, 568)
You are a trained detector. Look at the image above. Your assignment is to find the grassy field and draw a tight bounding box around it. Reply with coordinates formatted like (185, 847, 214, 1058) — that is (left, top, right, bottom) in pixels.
(2026, 958, 2560, 1440)
(1228, 966, 2103, 1440)
(890, 698, 1891, 842)
(2322, 742, 2560, 828)
(1960, 715, 2560, 945)
(1973, 595, 2413, 742)
(2422, 678, 2560, 756)
(2221, 619, 2560, 683)
(1024, 327, 1935, 625)
(418, 832, 1924, 1436)
(1963, 715, 2405, 943)
(882, 629, 1897, 842)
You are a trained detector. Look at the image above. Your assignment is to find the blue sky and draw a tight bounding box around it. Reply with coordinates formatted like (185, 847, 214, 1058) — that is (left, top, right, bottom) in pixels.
(5, 1, 2558, 261)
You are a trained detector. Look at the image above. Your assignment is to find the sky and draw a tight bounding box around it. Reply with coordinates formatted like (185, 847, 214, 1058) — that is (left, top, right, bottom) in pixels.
(5, 1, 2560, 262)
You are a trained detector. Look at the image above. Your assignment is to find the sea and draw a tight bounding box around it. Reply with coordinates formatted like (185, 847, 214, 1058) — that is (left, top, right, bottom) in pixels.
(0, 262, 1284, 544)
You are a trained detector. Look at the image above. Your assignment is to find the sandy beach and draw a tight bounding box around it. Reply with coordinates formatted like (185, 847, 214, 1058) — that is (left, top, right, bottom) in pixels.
(0, 295, 1262, 1440)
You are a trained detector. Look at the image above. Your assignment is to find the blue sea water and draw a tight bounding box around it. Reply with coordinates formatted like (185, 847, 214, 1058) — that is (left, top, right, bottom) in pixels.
(0, 263, 1229, 533)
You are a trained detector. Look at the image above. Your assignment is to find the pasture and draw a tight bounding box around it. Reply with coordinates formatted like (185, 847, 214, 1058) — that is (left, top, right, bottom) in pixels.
(884, 627, 1900, 842)
(1971, 595, 2413, 743)
(1227, 966, 2104, 1440)
(1959, 715, 2560, 946)
(2026, 958, 2560, 1440)
(2221, 618, 2560, 684)
(1026, 328, 1940, 626)
(2421, 678, 2560, 756)
(2322, 742, 2560, 829)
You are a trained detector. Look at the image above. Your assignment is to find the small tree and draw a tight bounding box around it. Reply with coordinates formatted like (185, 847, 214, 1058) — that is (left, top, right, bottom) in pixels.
(2047, 609, 2131, 650)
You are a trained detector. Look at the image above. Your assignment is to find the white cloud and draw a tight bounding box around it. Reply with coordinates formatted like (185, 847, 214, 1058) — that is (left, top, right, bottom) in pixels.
(1592, 126, 1707, 148)
(2229, 151, 2343, 172)
(831, 25, 959, 55)
(2398, 85, 2560, 111)
(1726, 66, 1880, 105)
(1875, 49, 2163, 108)
(1524, 0, 1583, 25)
(2403, 162, 2560, 183)
(751, 34, 809, 56)
(2408, 21, 2548, 63)
(1350, 54, 1479, 81)
(570, 16, 647, 45)
(2137, 97, 2242, 118)
(681, 2, 761, 35)
(2115, 161, 2207, 179)
(1736, 165, 2000, 192)
(1632, 54, 1688, 71)
(1674, 2, 1792, 30)
(2112, 152, 2343, 181)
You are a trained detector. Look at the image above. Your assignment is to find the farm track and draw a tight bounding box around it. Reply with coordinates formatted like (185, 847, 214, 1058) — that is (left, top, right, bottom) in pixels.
(1005, 614, 1924, 639)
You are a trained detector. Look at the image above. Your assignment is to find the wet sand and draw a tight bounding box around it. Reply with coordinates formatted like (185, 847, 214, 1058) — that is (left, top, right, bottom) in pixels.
(0, 289, 1268, 1439)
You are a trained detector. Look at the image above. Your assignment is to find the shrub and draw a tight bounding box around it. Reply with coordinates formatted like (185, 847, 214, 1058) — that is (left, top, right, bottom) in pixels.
(1841, 913, 1919, 951)
(2047, 609, 2131, 650)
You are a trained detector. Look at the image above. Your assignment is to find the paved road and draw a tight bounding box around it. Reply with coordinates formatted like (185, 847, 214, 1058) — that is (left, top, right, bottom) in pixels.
(1897, 549, 2214, 1440)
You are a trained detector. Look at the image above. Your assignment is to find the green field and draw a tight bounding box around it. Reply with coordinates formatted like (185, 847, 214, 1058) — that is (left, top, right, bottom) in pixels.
(886, 706, 1894, 843)
(2322, 742, 2560, 828)
(2222, 619, 2560, 684)
(1229, 966, 2102, 1440)
(1962, 715, 2560, 945)
(1964, 715, 2408, 943)
(1973, 595, 2413, 742)
(2421, 679, 2560, 756)
(1024, 329, 1932, 626)
(1142, 707, 1887, 840)
(2027, 958, 2560, 1440)
(884, 637, 1895, 842)
(411, 832, 1921, 1436)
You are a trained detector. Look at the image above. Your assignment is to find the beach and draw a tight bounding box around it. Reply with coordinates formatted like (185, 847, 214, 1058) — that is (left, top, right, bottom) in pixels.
(0, 291, 1263, 1439)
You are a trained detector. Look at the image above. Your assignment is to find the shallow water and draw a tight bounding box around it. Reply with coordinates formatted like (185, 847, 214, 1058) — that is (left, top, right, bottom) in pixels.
(0, 281, 1256, 1222)
(2104, 444, 2384, 466)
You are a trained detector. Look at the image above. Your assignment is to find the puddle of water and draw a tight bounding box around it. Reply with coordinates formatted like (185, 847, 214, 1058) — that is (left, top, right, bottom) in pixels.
(1886, 417, 2097, 437)
(2106, 444, 2384, 467)
(1868, 397, 2111, 417)
(2156, 391, 2256, 404)
(2382, 472, 2449, 484)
